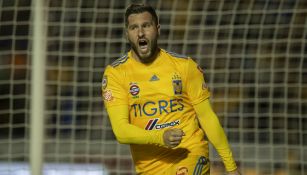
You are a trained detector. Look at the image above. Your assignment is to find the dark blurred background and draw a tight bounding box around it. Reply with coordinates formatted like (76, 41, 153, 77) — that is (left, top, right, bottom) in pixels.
(0, 0, 306, 174)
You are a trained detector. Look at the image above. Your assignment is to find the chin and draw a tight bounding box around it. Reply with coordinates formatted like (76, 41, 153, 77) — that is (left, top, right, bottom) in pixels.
(138, 51, 151, 59)
(141, 53, 155, 62)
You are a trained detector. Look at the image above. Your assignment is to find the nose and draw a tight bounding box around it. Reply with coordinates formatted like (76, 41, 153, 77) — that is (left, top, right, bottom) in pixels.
(138, 28, 144, 37)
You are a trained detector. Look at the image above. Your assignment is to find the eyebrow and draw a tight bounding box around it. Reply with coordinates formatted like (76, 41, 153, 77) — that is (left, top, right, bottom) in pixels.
(128, 21, 153, 28)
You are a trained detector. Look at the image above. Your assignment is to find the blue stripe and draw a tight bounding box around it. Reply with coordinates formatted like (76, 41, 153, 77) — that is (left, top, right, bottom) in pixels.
(149, 119, 158, 130)
(165, 50, 188, 59)
(194, 158, 202, 175)
(111, 54, 128, 67)
(193, 156, 207, 175)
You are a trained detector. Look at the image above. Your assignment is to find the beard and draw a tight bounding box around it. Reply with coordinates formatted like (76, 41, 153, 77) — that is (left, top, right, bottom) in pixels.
(129, 37, 158, 64)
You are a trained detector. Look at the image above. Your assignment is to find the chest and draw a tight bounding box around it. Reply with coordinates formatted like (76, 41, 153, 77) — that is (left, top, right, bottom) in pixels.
(125, 67, 185, 102)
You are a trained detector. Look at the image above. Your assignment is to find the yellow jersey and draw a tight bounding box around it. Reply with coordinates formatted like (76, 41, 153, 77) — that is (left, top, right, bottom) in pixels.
(103, 49, 211, 174)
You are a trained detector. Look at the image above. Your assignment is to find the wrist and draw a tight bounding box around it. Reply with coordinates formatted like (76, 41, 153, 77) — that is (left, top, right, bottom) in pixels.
(149, 130, 164, 146)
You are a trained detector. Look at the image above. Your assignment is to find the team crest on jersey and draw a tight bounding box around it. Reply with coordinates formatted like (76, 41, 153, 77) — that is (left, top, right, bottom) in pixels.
(129, 83, 140, 98)
(102, 75, 107, 89)
(172, 73, 182, 95)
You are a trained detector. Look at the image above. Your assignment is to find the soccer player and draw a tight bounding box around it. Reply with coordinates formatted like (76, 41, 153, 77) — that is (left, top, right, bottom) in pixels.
(102, 3, 241, 175)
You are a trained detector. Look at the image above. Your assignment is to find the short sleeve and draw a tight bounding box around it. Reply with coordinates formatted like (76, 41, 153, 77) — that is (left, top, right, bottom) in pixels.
(102, 65, 128, 107)
(186, 58, 210, 105)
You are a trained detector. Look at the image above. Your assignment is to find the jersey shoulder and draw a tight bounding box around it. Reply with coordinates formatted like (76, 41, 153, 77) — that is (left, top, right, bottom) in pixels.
(104, 53, 130, 77)
(162, 49, 196, 68)
(162, 49, 202, 75)
(163, 49, 189, 60)
(110, 54, 129, 68)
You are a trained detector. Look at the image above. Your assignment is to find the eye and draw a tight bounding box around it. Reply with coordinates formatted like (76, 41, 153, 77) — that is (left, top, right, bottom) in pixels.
(129, 25, 138, 30)
(143, 23, 151, 28)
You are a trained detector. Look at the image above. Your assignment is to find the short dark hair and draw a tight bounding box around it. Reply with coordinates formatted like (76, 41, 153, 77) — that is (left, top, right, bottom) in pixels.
(125, 3, 159, 27)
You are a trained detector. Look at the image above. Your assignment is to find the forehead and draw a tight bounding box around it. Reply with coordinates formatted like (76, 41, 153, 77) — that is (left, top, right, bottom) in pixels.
(127, 12, 153, 25)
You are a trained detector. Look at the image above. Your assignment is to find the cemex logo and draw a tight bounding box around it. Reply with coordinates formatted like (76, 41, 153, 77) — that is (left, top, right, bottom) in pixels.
(145, 118, 180, 130)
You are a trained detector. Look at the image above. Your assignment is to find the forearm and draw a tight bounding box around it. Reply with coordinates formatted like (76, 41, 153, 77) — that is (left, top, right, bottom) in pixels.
(106, 105, 164, 145)
(194, 99, 237, 172)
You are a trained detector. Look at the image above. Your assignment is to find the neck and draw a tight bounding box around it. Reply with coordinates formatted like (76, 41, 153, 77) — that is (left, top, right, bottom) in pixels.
(132, 48, 160, 64)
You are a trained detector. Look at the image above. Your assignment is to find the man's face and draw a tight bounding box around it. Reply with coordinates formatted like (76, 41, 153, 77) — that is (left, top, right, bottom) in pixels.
(126, 12, 160, 63)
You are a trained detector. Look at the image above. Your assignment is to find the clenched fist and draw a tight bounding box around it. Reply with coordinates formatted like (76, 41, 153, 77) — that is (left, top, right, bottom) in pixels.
(163, 128, 185, 148)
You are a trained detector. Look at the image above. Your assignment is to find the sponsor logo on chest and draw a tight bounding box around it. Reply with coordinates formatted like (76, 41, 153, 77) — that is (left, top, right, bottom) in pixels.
(145, 118, 180, 130)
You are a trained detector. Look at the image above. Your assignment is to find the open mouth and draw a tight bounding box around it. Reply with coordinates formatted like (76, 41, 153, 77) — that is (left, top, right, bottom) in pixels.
(138, 39, 148, 50)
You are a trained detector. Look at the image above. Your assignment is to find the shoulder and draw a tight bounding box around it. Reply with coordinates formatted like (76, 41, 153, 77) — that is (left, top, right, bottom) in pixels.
(110, 54, 129, 68)
(104, 53, 129, 77)
(162, 49, 189, 60)
(161, 49, 197, 68)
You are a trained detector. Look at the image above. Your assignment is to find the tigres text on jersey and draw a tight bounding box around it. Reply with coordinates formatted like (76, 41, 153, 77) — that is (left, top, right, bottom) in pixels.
(102, 49, 210, 174)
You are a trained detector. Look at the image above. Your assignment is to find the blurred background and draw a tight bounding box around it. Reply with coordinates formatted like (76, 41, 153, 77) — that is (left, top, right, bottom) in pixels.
(0, 0, 306, 174)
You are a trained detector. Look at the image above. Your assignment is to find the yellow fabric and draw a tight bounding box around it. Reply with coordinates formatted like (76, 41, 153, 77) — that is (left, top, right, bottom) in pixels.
(106, 104, 164, 145)
(194, 99, 237, 172)
(102, 49, 211, 174)
(162, 155, 210, 175)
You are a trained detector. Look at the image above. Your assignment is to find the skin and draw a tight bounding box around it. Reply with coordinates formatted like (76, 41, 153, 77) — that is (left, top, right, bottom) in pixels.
(126, 11, 185, 147)
(126, 11, 160, 64)
(125, 10, 240, 175)
(163, 128, 185, 148)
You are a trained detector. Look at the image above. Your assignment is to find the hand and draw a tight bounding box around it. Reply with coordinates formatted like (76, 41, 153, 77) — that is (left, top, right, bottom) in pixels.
(226, 169, 241, 175)
(163, 128, 185, 148)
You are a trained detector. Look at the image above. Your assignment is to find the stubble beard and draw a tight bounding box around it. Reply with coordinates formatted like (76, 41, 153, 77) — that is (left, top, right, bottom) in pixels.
(130, 38, 158, 64)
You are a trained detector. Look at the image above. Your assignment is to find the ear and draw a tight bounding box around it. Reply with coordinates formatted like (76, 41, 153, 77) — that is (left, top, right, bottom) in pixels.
(125, 28, 129, 40)
(157, 24, 161, 36)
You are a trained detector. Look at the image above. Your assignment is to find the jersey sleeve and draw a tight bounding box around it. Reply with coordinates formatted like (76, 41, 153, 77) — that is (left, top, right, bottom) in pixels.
(102, 65, 165, 146)
(186, 58, 210, 105)
(107, 105, 165, 146)
(102, 65, 128, 107)
(194, 99, 238, 172)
